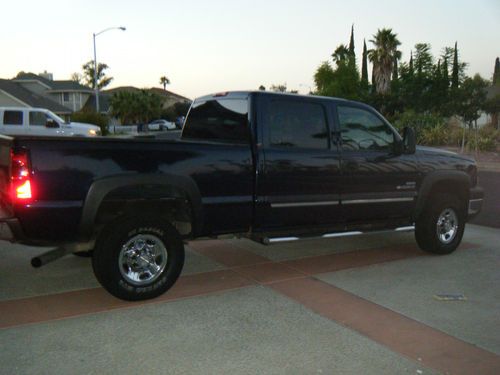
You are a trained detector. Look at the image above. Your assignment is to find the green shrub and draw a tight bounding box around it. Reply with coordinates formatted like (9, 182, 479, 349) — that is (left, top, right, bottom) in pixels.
(418, 125, 449, 146)
(392, 111, 449, 145)
(71, 112, 109, 135)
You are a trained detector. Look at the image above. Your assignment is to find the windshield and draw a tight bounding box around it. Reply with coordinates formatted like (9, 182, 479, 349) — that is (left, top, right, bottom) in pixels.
(45, 110, 66, 124)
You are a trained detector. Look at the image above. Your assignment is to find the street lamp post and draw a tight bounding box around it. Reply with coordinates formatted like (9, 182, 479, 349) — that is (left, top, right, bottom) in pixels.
(93, 26, 126, 113)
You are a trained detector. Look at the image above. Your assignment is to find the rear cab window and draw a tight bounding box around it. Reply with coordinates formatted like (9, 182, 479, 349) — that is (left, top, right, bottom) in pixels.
(3, 111, 23, 126)
(182, 95, 249, 143)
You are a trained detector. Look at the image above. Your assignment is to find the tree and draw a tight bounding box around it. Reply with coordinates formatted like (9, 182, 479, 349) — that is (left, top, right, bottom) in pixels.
(361, 39, 369, 86)
(270, 84, 287, 92)
(82, 61, 113, 89)
(414, 43, 433, 76)
(314, 62, 336, 94)
(493, 57, 500, 85)
(71, 72, 82, 84)
(451, 42, 459, 89)
(332, 45, 349, 66)
(160, 76, 170, 90)
(110, 90, 162, 124)
(368, 28, 401, 95)
(348, 24, 355, 57)
(259, 85, 266, 91)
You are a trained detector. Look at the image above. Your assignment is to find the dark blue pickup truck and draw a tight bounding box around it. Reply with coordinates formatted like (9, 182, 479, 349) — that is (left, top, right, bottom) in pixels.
(0, 91, 483, 300)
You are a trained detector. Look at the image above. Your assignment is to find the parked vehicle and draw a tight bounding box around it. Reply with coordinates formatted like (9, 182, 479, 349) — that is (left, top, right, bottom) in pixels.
(0, 91, 483, 301)
(148, 119, 176, 131)
(0, 107, 100, 137)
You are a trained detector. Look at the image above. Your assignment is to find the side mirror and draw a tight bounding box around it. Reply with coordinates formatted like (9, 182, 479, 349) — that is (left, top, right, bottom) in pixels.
(402, 127, 416, 154)
(46, 119, 59, 128)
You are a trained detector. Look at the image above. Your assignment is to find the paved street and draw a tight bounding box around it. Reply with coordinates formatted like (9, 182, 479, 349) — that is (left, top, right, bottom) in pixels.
(1, 224, 499, 374)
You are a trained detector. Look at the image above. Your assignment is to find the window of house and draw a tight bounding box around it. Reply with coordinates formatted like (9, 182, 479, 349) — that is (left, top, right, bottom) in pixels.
(182, 98, 249, 143)
(29, 111, 48, 126)
(266, 99, 329, 149)
(3, 111, 23, 126)
(63, 93, 70, 102)
(337, 106, 394, 151)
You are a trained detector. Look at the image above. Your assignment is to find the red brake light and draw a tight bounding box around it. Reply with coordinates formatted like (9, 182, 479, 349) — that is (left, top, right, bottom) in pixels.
(10, 149, 33, 202)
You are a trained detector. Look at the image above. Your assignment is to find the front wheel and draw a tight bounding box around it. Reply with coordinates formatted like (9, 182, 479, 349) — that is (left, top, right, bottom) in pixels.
(92, 216, 185, 301)
(415, 193, 466, 255)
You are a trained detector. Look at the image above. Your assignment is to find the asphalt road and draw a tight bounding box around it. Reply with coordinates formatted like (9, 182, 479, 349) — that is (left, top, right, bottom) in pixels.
(471, 171, 500, 228)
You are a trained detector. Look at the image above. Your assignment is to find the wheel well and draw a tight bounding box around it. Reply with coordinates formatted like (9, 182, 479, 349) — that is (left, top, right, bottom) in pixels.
(94, 191, 194, 239)
(416, 179, 469, 220)
(428, 180, 468, 203)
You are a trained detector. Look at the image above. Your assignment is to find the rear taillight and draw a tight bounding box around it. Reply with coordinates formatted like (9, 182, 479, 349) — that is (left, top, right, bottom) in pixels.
(10, 149, 33, 202)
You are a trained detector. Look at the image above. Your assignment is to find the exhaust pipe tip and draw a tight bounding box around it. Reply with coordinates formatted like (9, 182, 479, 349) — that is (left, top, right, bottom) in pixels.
(31, 257, 43, 268)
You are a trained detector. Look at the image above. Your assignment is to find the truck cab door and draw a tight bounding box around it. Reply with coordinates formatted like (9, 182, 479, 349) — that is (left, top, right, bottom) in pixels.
(336, 104, 418, 223)
(255, 95, 342, 232)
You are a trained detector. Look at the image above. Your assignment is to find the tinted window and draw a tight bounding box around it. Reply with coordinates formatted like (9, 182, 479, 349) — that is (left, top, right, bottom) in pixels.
(266, 100, 328, 149)
(3, 111, 23, 126)
(337, 106, 394, 151)
(29, 111, 47, 126)
(183, 98, 248, 143)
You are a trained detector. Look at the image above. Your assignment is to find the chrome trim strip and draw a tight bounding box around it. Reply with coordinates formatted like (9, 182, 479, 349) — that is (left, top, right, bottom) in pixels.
(271, 201, 339, 208)
(322, 231, 362, 238)
(342, 197, 414, 205)
(468, 199, 483, 203)
(267, 237, 300, 243)
(395, 226, 415, 232)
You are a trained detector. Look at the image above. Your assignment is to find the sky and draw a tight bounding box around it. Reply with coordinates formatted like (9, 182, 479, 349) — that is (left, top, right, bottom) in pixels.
(1, 0, 498, 99)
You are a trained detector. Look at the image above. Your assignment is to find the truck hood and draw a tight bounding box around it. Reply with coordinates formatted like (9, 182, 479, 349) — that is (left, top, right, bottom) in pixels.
(415, 145, 475, 163)
(68, 122, 101, 131)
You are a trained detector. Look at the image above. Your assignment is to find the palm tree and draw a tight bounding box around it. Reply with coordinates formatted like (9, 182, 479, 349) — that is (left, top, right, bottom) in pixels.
(160, 76, 170, 90)
(368, 28, 401, 95)
(332, 45, 349, 67)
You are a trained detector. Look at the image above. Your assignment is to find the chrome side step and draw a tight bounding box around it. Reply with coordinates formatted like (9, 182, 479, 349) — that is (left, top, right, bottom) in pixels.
(261, 226, 415, 245)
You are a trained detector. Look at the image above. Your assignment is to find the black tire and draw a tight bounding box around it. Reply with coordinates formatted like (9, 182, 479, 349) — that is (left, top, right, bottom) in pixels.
(92, 216, 185, 301)
(415, 193, 466, 255)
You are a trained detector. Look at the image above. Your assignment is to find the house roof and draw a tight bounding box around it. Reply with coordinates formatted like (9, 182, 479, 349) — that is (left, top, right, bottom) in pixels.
(13, 72, 92, 93)
(0, 79, 71, 113)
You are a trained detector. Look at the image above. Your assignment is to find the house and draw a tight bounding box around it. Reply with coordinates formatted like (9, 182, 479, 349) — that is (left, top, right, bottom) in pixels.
(13, 72, 93, 113)
(0, 79, 71, 117)
(1, 72, 192, 124)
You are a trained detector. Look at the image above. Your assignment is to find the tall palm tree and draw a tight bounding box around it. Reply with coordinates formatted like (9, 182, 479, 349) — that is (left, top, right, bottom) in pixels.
(368, 29, 401, 95)
(159, 76, 170, 91)
(332, 45, 349, 67)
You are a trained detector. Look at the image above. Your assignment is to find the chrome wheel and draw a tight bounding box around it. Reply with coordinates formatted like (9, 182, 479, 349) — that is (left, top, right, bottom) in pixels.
(118, 234, 168, 286)
(436, 208, 459, 244)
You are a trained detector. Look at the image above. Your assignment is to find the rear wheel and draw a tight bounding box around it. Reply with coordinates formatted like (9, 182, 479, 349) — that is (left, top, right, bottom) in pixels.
(415, 193, 466, 255)
(92, 216, 184, 301)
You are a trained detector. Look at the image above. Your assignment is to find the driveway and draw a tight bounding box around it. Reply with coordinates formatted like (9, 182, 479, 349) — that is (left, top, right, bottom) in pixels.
(0, 224, 499, 374)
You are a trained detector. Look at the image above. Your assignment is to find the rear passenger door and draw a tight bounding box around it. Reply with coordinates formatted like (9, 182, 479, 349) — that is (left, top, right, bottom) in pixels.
(336, 104, 418, 223)
(256, 95, 342, 230)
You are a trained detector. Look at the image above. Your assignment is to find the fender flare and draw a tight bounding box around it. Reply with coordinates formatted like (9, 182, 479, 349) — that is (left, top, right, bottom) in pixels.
(77, 173, 202, 241)
(414, 170, 470, 219)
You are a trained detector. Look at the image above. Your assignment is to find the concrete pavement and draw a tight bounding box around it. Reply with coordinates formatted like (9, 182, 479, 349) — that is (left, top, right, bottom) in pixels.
(0, 224, 499, 374)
